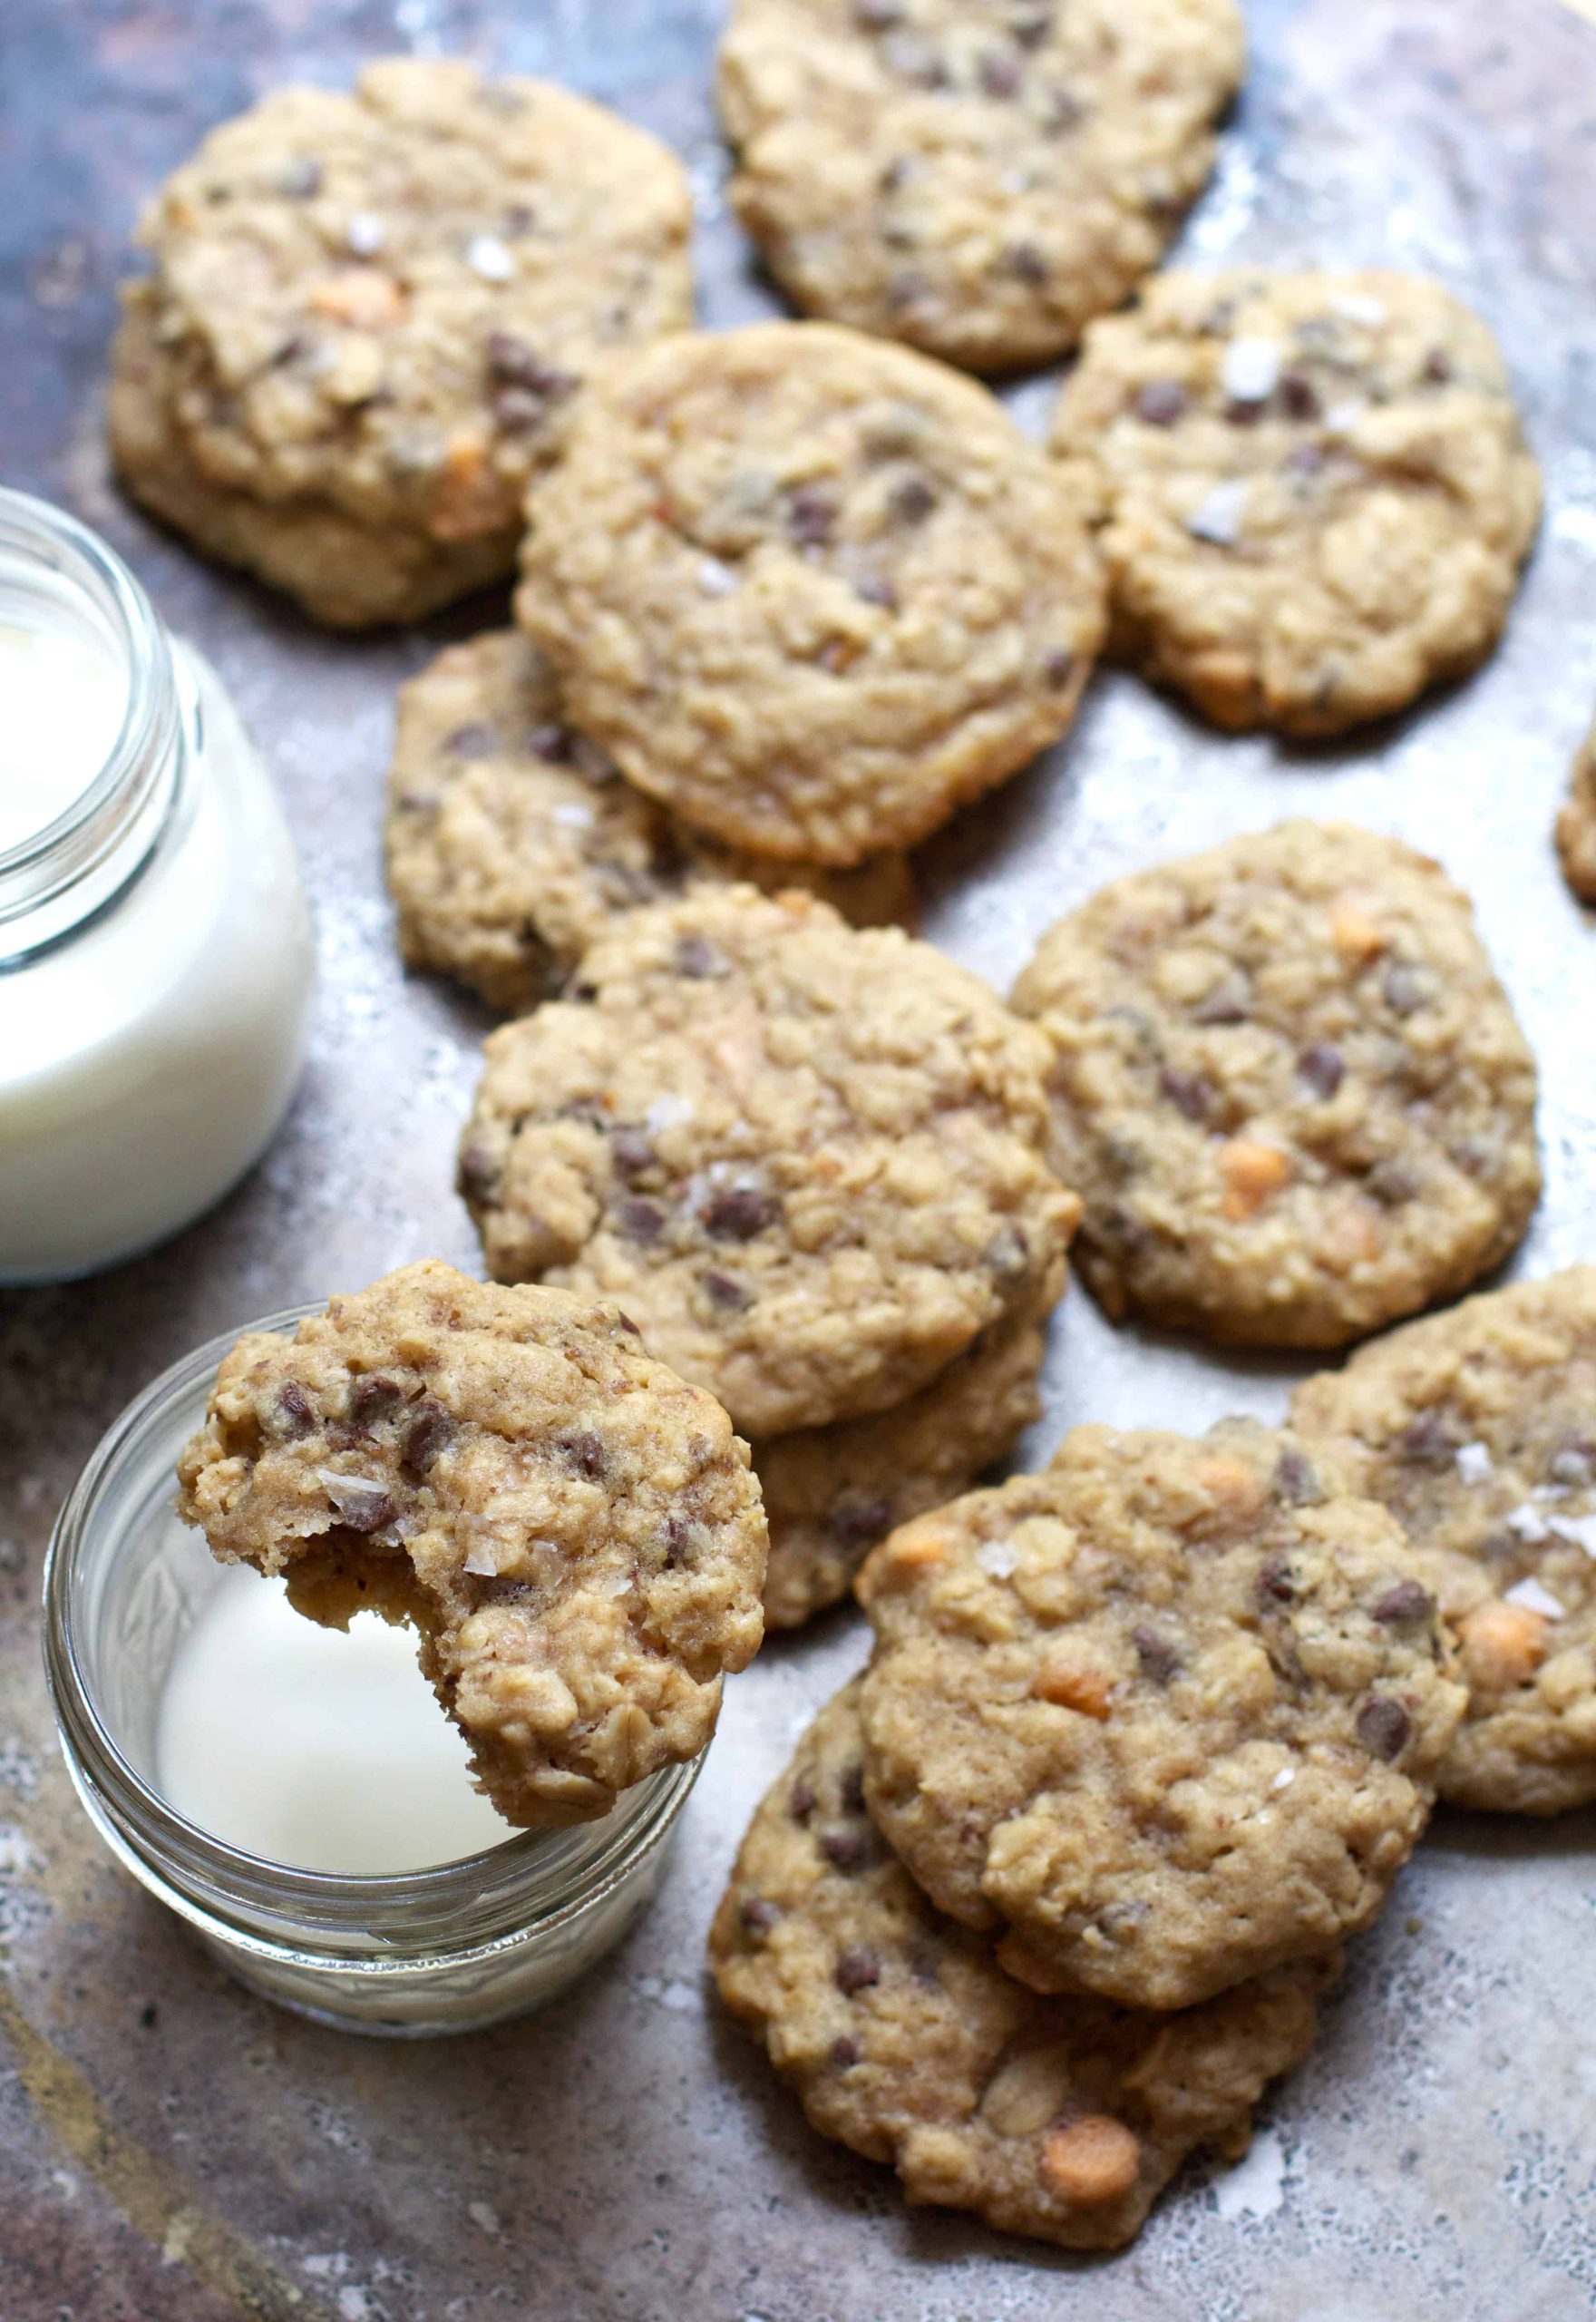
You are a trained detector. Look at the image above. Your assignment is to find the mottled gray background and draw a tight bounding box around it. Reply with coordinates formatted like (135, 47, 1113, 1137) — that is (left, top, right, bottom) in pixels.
(2, 1, 1595, 2317)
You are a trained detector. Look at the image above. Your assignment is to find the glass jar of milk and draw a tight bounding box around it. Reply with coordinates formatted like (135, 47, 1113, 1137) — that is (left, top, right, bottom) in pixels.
(0, 488, 313, 1283)
(44, 1306, 702, 2035)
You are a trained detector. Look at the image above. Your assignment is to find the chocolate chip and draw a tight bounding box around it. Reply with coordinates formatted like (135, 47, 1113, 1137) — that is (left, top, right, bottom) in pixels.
(740, 1896, 781, 1938)
(492, 385, 551, 433)
(1280, 371, 1320, 419)
(446, 722, 498, 759)
(701, 1269, 753, 1312)
(889, 474, 937, 524)
(830, 2035, 861, 2067)
(985, 1222, 1029, 1277)
(786, 484, 835, 546)
(907, 1936, 942, 1984)
(820, 1829, 875, 1874)
(1284, 442, 1328, 478)
(485, 331, 575, 401)
(1000, 241, 1049, 287)
(854, 573, 900, 610)
(675, 934, 730, 980)
(401, 1400, 456, 1478)
(887, 267, 933, 309)
(1042, 647, 1075, 689)
(1158, 1066, 1214, 1124)
(457, 1144, 498, 1204)
(617, 1196, 667, 1244)
(1255, 1552, 1295, 1605)
(560, 1430, 607, 1479)
(1133, 1626, 1181, 1684)
(788, 1778, 817, 1822)
(1367, 1157, 1422, 1206)
(610, 1128, 656, 1181)
(1383, 963, 1426, 1016)
(660, 1515, 693, 1567)
(1356, 1695, 1412, 1761)
(834, 1946, 881, 1995)
(825, 1498, 894, 1547)
(1135, 380, 1188, 426)
(1011, 5, 1053, 45)
(1192, 971, 1251, 1025)
(1226, 395, 1266, 426)
(277, 157, 323, 198)
(271, 1381, 316, 1437)
(979, 49, 1022, 97)
(1398, 1411, 1455, 1463)
(1043, 84, 1084, 132)
(526, 721, 575, 762)
(1298, 1043, 1346, 1098)
(882, 32, 949, 87)
(852, 0, 901, 24)
(1422, 348, 1453, 385)
(1274, 1446, 1323, 1505)
(841, 1761, 867, 1813)
(349, 1373, 404, 1428)
(1374, 1578, 1434, 1625)
(503, 203, 537, 235)
(326, 1476, 397, 1534)
(704, 1185, 777, 1241)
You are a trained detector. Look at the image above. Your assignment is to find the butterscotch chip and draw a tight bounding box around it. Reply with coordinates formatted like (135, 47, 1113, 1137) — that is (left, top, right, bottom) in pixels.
(708, 1680, 1335, 2251)
(459, 885, 1078, 1437)
(176, 1261, 766, 1826)
(1011, 821, 1540, 1350)
(515, 321, 1105, 866)
(1050, 268, 1541, 735)
(1292, 1268, 1596, 1814)
(384, 629, 915, 1015)
(109, 59, 693, 625)
(855, 1419, 1465, 2011)
(1555, 715, 1596, 906)
(715, 0, 1244, 375)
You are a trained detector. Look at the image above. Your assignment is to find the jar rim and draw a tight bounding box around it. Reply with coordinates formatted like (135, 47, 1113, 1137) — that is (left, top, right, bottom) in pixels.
(42, 1300, 706, 1964)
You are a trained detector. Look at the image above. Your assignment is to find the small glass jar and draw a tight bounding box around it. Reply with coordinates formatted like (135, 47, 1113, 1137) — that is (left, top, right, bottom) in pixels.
(43, 1307, 702, 2036)
(0, 488, 315, 1284)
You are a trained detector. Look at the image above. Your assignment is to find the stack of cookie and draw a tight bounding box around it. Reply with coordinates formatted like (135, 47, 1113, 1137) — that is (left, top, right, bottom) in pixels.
(712, 1417, 1465, 2249)
(453, 883, 1083, 1626)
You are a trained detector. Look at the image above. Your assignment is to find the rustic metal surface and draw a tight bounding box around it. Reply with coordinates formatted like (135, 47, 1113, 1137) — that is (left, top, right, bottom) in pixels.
(3, 2, 1596, 2316)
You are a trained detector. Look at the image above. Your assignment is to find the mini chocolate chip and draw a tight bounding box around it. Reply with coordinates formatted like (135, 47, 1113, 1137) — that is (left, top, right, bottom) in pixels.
(329, 1480, 397, 1535)
(277, 157, 323, 198)
(349, 1373, 404, 1428)
(1479, 1527, 1519, 1563)
(1383, 963, 1426, 1016)
(675, 933, 730, 979)
(907, 1936, 942, 1984)
(887, 267, 933, 309)
(1356, 1695, 1412, 1761)
(853, 0, 901, 24)
(610, 1127, 657, 1180)
(1000, 241, 1049, 287)
(526, 721, 575, 762)
(1274, 1446, 1323, 1505)
(272, 1381, 317, 1437)
(560, 1430, 606, 1479)
(820, 1829, 874, 1874)
(889, 474, 937, 524)
(447, 722, 498, 759)
(1012, 5, 1053, 44)
(740, 1896, 781, 1937)
(786, 484, 835, 546)
(1192, 971, 1251, 1025)
(617, 1196, 667, 1244)
(788, 1778, 817, 1822)
(503, 203, 537, 235)
(841, 1761, 867, 1813)
(457, 1144, 498, 1204)
(1255, 1552, 1295, 1605)
(1422, 348, 1453, 385)
(701, 1268, 754, 1312)
(1367, 1158, 1422, 1207)
(1042, 647, 1075, 689)
(140, 2002, 159, 2029)
(492, 385, 550, 433)
(855, 573, 900, 610)
(825, 1498, 895, 1547)
(830, 2035, 861, 2067)
(704, 1185, 778, 1241)
(401, 1400, 456, 1479)
(485, 331, 574, 400)
(1374, 1578, 1435, 1625)
(1399, 1411, 1455, 1463)
(1298, 1043, 1346, 1098)
(1135, 380, 1188, 426)
(1226, 396, 1266, 426)
(1280, 371, 1320, 419)
(1133, 1625, 1181, 1684)
(834, 1945, 881, 1995)
(1043, 84, 1084, 132)
(1158, 1066, 1214, 1124)
(979, 50, 1022, 97)
(985, 1222, 1029, 1277)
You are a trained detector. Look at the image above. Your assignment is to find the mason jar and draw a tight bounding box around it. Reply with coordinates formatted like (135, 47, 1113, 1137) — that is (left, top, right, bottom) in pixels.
(42, 1306, 703, 2035)
(0, 486, 315, 1283)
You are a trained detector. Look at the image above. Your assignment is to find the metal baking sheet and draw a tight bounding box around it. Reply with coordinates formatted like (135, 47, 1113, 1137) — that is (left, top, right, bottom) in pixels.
(3, 2, 1595, 2316)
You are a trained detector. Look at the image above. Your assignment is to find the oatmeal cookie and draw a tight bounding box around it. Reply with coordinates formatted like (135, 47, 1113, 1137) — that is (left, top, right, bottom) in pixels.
(1292, 1269, 1596, 1815)
(756, 1264, 1062, 1630)
(1010, 821, 1540, 1350)
(855, 1420, 1465, 2011)
(459, 887, 1077, 1438)
(110, 59, 693, 626)
(717, 0, 1244, 375)
(709, 1679, 1336, 2250)
(1554, 715, 1596, 906)
(385, 629, 915, 1015)
(176, 1260, 766, 1826)
(1050, 269, 1541, 735)
(515, 322, 1105, 865)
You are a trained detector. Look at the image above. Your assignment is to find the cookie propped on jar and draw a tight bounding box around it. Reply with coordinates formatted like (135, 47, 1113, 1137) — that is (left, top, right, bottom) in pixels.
(177, 1260, 768, 1825)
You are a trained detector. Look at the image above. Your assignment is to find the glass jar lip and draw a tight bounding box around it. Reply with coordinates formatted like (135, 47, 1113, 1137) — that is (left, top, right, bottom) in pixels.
(0, 487, 180, 922)
(42, 1298, 706, 1946)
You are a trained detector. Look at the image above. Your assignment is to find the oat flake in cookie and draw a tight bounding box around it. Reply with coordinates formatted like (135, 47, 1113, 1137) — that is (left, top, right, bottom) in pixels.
(755, 1265, 1063, 1631)
(515, 322, 1105, 866)
(717, 0, 1244, 376)
(109, 59, 693, 627)
(855, 1420, 1465, 2013)
(1554, 714, 1596, 907)
(384, 630, 916, 1016)
(1050, 268, 1541, 735)
(709, 1680, 1336, 2250)
(459, 887, 1079, 1439)
(1292, 1269, 1596, 1816)
(1011, 821, 1540, 1351)
(176, 1262, 767, 1827)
